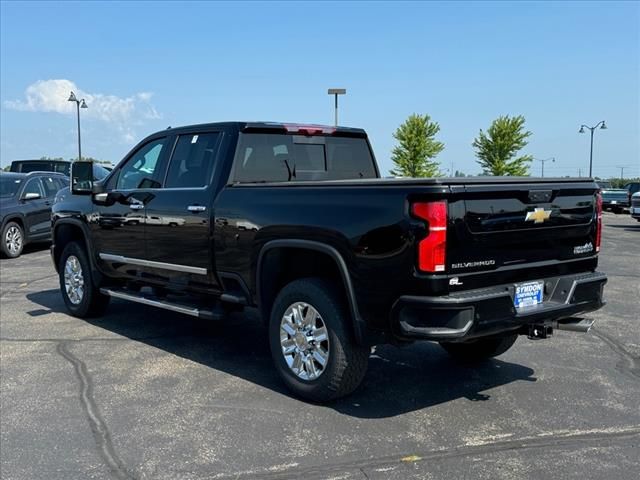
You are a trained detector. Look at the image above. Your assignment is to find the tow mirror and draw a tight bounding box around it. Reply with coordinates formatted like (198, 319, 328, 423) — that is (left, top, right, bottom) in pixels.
(71, 161, 93, 195)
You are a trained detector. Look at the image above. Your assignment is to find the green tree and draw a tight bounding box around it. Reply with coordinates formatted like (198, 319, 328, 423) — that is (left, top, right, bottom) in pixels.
(390, 113, 444, 177)
(472, 115, 533, 176)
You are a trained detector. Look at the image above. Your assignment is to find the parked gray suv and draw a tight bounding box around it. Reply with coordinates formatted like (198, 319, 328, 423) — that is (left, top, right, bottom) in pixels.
(0, 171, 69, 258)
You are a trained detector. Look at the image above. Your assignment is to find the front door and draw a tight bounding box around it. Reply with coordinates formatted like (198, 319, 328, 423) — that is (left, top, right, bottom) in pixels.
(143, 131, 222, 292)
(92, 136, 169, 280)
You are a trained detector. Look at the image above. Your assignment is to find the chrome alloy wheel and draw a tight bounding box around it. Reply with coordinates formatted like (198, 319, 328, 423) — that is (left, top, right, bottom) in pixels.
(280, 302, 330, 381)
(5, 226, 22, 255)
(64, 255, 85, 305)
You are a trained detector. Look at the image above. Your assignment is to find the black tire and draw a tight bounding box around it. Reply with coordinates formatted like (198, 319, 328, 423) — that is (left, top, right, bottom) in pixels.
(1, 221, 25, 258)
(59, 241, 109, 318)
(439, 334, 518, 362)
(269, 277, 369, 402)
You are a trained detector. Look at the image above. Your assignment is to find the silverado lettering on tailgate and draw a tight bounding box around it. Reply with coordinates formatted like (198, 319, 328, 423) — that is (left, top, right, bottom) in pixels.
(451, 259, 496, 270)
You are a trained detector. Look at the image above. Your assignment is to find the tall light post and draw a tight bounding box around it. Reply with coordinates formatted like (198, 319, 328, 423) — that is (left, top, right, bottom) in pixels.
(68, 91, 88, 161)
(615, 165, 629, 181)
(327, 88, 346, 127)
(535, 157, 555, 177)
(579, 120, 607, 178)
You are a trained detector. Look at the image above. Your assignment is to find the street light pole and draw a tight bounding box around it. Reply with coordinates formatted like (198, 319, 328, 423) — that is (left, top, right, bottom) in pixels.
(579, 121, 607, 178)
(615, 165, 629, 181)
(327, 88, 346, 127)
(68, 91, 88, 161)
(75, 100, 81, 162)
(535, 157, 555, 177)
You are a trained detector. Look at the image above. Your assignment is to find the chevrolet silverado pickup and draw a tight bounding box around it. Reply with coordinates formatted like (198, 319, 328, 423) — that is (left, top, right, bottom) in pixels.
(51, 122, 607, 401)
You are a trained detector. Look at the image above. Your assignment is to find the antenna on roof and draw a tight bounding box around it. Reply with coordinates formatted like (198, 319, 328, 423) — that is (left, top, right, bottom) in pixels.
(166, 126, 171, 130)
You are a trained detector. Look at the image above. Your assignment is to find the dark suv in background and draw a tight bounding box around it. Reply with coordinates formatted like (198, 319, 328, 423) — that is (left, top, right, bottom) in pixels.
(0, 171, 69, 258)
(0, 164, 113, 258)
(10, 159, 72, 176)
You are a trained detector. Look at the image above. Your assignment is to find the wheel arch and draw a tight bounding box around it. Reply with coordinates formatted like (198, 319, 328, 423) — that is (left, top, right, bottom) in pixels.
(256, 239, 366, 345)
(52, 219, 101, 283)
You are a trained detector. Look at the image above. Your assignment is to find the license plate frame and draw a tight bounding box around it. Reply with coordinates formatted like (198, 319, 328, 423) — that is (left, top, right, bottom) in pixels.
(514, 281, 544, 309)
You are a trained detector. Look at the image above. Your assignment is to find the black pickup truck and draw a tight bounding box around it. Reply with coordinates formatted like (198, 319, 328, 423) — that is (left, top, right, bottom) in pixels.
(52, 122, 607, 401)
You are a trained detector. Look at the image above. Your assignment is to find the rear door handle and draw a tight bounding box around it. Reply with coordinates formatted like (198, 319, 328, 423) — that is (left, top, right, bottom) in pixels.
(129, 203, 144, 210)
(187, 205, 206, 212)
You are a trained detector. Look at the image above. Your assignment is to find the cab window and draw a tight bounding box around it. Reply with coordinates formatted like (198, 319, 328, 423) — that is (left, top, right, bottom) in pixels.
(116, 138, 166, 190)
(164, 133, 221, 188)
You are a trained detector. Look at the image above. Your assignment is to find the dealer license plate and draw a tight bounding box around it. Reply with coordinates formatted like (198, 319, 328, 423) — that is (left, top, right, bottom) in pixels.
(514, 281, 544, 309)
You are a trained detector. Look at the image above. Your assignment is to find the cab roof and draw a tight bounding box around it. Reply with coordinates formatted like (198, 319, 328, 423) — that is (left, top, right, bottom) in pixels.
(161, 121, 367, 137)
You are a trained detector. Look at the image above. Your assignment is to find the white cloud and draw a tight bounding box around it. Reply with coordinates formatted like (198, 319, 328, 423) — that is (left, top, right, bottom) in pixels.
(4, 79, 161, 141)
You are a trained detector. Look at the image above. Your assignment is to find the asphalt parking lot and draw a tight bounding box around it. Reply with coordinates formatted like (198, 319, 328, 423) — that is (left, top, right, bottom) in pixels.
(1, 212, 638, 480)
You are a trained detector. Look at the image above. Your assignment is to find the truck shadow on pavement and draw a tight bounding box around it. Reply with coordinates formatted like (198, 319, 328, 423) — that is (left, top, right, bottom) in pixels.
(27, 289, 537, 419)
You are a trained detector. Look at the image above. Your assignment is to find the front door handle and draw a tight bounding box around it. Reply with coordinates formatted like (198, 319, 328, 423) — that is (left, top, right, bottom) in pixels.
(129, 203, 144, 210)
(187, 205, 206, 213)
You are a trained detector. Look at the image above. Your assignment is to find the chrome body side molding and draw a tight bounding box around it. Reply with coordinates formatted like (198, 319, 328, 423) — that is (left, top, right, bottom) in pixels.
(99, 253, 208, 276)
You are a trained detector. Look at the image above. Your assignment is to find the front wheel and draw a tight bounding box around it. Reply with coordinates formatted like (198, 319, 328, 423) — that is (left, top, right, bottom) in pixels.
(439, 334, 518, 362)
(59, 241, 110, 318)
(269, 278, 369, 402)
(1, 221, 24, 258)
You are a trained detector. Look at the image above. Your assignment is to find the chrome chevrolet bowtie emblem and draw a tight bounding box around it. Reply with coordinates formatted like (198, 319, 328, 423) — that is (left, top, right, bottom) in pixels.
(525, 208, 552, 224)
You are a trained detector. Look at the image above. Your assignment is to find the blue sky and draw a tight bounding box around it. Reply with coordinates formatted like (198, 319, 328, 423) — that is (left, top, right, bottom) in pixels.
(1, 0, 638, 178)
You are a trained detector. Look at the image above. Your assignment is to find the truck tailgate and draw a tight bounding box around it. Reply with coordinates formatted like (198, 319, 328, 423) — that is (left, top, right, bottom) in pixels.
(447, 182, 598, 275)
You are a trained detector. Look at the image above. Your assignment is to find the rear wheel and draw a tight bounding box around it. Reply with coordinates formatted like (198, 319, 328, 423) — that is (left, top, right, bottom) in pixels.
(59, 241, 109, 318)
(439, 334, 518, 362)
(269, 278, 369, 402)
(1, 221, 24, 258)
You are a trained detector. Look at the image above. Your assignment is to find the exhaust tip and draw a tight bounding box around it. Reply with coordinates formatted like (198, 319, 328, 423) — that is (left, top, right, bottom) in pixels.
(555, 318, 596, 333)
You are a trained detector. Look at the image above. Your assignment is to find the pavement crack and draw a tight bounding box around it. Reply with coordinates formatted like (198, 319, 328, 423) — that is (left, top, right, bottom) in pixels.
(57, 341, 137, 480)
(592, 328, 640, 380)
(236, 426, 640, 480)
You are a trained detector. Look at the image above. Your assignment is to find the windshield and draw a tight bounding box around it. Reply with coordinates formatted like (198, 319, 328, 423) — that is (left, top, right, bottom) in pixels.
(0, 177, 22, 198)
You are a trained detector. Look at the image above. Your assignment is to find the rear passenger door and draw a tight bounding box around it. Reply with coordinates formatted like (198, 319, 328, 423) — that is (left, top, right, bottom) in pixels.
(20, 177, 50, 239)
(143, 131, 223, 291)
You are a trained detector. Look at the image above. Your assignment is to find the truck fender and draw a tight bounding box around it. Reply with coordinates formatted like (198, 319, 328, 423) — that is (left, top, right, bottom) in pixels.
(52, 219, 102, 284)
(256, 239, 366, 345)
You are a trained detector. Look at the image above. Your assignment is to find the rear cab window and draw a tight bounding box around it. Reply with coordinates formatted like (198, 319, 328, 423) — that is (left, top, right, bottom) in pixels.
(232, 131, 377, 183)
(164, 132, 221, 188)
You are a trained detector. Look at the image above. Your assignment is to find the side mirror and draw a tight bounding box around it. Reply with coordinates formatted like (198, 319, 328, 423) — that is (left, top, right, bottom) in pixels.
(71, 161, 94, 195)
(23, 192, 41, 200)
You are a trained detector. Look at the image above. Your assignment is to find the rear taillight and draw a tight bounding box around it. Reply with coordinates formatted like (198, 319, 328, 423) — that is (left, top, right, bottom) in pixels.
(412, 201, 447, 273)
(595, 192, 602, 252)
